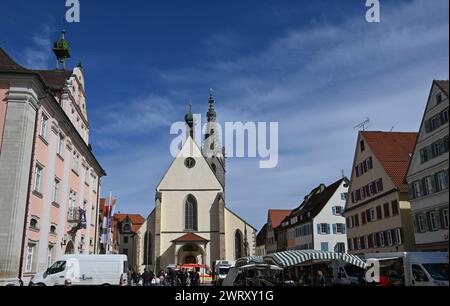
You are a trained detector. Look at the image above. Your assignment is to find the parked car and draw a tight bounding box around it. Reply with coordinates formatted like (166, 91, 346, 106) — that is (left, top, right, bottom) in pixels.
(29, 254, 129, 286)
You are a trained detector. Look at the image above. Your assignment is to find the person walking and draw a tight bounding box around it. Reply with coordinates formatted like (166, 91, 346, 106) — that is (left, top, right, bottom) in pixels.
(142, 268, 154, 287)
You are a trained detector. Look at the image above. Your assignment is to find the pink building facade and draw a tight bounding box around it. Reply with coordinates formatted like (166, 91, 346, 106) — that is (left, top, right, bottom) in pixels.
(0, 47, 106, 285)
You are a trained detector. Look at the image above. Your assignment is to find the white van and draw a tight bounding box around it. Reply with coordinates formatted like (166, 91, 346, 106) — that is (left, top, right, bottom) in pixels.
(29, 254, 129, 286)
(364, 252, 449, 286)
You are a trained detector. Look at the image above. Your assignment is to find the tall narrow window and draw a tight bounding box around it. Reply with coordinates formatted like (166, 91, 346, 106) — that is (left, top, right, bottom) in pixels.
(33, 165, 43, 193)
(25, 243, 36, 273)
(47, 245, 54, 268)
(360, 140, 365, 152)
(57, 134, 65, 156)
(52, 178, 60, 204)
(39, 113, 48, 140)
(184, 195, 197, 231)
(235, 230, 243, 259)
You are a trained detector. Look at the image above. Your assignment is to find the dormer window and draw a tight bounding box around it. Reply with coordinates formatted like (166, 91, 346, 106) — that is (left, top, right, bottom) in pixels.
(123, 223, 131, 232)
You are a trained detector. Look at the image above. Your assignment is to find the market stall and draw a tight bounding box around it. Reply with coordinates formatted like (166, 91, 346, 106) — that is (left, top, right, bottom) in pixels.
(263, 250, 367, 286)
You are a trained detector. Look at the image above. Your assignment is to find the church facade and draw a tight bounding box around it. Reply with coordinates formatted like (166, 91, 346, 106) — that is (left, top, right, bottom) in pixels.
(134, 94, 256, 272)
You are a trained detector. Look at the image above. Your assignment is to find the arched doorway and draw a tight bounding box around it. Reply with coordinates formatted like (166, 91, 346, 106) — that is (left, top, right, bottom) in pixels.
(177, 244, 204, 265)
(65, 240, 74, 254)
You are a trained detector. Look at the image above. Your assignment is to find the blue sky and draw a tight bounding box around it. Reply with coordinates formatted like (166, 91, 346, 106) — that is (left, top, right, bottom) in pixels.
(1, 0, 449, 230)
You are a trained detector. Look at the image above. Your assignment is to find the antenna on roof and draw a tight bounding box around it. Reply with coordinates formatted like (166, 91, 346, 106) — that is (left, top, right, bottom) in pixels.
(354, 117, 370, 131)
(341, 169, 345, 178)
(390, 126, 394, 132)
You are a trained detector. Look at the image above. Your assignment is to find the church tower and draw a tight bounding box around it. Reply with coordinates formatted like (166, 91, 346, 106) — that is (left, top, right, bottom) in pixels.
(203, 90, 225, 187)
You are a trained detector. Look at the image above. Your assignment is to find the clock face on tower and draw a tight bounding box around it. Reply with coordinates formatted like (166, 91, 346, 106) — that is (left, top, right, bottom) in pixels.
(184, 157, 196, 169)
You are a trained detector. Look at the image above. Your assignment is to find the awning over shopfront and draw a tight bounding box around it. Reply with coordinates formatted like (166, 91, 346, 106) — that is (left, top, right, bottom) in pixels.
(235, 256, 264, 267)
(263, 250, 367, 269)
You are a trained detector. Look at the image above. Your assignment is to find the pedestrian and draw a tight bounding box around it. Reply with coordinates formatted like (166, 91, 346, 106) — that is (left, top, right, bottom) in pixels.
(315, 270, 327, 286)
(142, 268, 154, 287)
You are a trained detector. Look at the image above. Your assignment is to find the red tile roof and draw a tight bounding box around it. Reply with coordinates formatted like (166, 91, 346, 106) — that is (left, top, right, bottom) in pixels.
(0, 48, 71, 90)
(113, 213, 145, 224)
(268, 209, 293, 229)
(172, 233, 209, 243)
(362, 131, 418, 192)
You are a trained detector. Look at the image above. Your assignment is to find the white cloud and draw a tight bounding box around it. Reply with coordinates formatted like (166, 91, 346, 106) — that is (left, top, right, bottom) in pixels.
(23, 26, 52, 69)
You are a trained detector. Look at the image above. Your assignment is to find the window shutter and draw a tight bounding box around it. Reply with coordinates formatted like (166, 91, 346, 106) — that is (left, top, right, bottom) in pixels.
(326, 224, 330, 234)
(361, 212, 366, 224)
(332, 207, 336, 215)
(377, 206, 382, 220)
(366, 210, 371, 222)
(426, 212, 433, 230)
(435, 210, 442, 229)
(413, 215, 419, 233)
(317, 224, 321, 234)
(439, 209, 446, 230)
(333, 224, 337, 234)
(355, 214, 359, 226)
(408, 184, 415, 199)
(369, 157, 373, 169)
(342, 224, 346, 234)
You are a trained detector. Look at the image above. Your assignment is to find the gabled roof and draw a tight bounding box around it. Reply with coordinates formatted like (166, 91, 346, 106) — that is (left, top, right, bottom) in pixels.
(256, 223, 268, 246)
(172, 233, 209, 243)
(157, 135, 223, 191)
(362, 131, 417, 192)
(113, 214, 145, 234)
(0, 48, 27, 72)
(34, 69, 72, 90)
(268, 209, 292, 229)
(435, 80, 449, 96)
(114, 213, 145, 224)
(280, 178, 347, 228)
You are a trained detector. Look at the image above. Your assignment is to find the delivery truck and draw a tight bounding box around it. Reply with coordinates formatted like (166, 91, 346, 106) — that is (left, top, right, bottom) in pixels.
(364, 252, 448, 286)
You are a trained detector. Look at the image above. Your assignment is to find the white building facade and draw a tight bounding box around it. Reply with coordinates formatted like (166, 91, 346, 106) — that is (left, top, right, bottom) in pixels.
(277, 178, 349, 253)
(406, 80, 449, 251)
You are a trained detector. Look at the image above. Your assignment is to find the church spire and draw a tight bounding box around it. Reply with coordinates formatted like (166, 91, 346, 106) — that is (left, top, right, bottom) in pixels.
(185, 99, 194, 139)
(207, 88, 216, 122)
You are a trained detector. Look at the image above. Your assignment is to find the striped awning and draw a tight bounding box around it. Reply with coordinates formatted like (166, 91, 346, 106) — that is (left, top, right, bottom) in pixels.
(341, 253, 367, 268)
(263, 250, 367, 268)
(235, 256, 264, 267)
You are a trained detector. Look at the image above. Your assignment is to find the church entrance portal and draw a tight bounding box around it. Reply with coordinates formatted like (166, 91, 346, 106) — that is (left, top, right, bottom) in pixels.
(177, 244, 204, 265)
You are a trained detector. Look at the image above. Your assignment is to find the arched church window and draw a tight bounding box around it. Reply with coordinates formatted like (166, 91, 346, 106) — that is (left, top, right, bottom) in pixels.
(143, 232, 152, 265)
(235, 230, 243, 259)
(185, 195, 198, 231)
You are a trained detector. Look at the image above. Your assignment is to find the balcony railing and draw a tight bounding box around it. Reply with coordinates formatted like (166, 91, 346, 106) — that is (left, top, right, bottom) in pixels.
(67, 207, 79, 223)
(67, 207, 87, 230)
